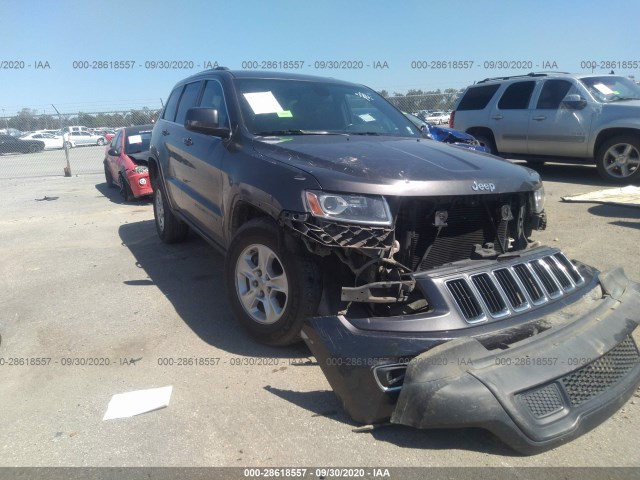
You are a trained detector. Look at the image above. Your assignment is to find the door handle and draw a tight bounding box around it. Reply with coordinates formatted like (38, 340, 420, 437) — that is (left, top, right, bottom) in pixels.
(532, 115, 547, 121)
(491, 114, 503, 120)
(162, 129, 170, 136)
(183, 138, 193, 146)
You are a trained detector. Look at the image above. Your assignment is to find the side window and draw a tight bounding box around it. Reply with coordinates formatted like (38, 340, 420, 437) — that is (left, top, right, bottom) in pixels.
(162, 87, 183, 122)
(199, 80, 230, 128)
(112, 131, 123, 152)
(498, 81, 536, 110)
(536, 80, 575, 110)
(175, 82, 202, 126)
(457, 84, 500, 111)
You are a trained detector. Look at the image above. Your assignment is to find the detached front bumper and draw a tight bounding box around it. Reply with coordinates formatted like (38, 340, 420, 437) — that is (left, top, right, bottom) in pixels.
(302, 263, 640, 454)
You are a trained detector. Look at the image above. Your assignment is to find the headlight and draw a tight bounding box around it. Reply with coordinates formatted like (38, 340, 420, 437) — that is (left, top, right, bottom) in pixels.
(532, 185, 545, 213)
(305, 191, 392, 225)
(133, 165, 148, 174)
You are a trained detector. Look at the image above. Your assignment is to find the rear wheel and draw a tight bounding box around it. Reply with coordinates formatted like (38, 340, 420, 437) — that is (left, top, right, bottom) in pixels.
(104, 162, 114, 187)
(152, 179, 189, 243)
(28, 144, 40, 153)
(97, 137, 105, 146)
(225, 218, 321, 346)
(596, 135, 640, 183)
(473, 133, 497, 156)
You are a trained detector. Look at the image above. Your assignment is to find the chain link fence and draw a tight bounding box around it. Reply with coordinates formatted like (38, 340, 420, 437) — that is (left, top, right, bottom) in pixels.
(385, 91, 461, 124)
(0, 107, 161, 180)
(0, 91, 462, 180)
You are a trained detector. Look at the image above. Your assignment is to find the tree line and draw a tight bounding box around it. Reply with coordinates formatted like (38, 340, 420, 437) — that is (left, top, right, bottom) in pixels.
(1, 107, 161, 132)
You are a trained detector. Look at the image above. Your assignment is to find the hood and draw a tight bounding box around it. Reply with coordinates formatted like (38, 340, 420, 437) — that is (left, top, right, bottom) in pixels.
(252, 135, 541, 196)
(127, 150, 151, 164)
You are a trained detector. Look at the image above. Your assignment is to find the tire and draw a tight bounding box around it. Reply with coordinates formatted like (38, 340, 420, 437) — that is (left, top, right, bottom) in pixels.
(28, 144, 40, 153)
(473, 133, 498, 156)
(596, 135, 640, 183)
(152, 179, 189, 243)
(104, 162, 114, 187)
(225, 218, 321, 346)
(119, 173, 134, 202)
(97, 137, 105, 146)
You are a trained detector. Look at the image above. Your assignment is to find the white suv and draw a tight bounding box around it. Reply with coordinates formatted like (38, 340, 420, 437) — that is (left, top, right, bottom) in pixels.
(451, 72, 640, 183)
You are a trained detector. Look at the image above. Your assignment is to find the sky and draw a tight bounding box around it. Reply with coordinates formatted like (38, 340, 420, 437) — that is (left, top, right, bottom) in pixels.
(1, 0, 639, 116)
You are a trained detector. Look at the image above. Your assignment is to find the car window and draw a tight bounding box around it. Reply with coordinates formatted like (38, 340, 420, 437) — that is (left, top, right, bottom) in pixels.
(175, 81, 202, 126)
(235, 78, 419, 136)
(112, 130, 123, 152)
(498, 81, 535, 110)
(199, 80, 230, 129)
(162, 86, 183, 122)
(125, 130, 152, 154)
(536, 80, 575, 109)
(457, 84, 500, 110)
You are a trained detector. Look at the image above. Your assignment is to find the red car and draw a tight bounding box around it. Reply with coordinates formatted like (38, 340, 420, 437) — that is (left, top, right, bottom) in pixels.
(103, 125, 154, 201)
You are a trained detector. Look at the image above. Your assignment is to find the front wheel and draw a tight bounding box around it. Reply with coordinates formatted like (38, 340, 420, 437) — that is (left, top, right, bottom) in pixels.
(225, 218, 321, 346)
(152, 180, 189, 243)
(596, 135, 640, 183)
(119, 173, 134, 202)
(473, 133, 497, 156)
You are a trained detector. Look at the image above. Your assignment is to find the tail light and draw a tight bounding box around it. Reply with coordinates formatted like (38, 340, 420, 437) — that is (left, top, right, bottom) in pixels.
(449, 111, 455, 128)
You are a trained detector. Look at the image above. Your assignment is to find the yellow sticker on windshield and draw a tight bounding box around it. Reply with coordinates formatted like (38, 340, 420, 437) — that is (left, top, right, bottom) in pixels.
(277, 110, 293, 118)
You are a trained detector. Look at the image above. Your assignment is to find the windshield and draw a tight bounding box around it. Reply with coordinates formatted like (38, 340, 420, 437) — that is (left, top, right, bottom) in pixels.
(579, 76, 640, 102)
(235, 78, 421, 137)
(125, 130, 152, 154)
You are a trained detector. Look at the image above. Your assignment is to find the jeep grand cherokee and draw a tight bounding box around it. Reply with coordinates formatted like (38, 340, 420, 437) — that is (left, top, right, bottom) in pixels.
(148, 69, 640, 453)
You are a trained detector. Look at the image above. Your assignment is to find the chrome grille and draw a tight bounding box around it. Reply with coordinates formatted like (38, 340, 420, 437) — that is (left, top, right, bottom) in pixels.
(446, 279, 484, 322)
(447, 252, 585, 323)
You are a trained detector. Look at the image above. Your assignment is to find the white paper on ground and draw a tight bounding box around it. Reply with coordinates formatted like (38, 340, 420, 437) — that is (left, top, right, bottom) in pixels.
(560, 185, 640, 208)
(103, 385, 173, 420)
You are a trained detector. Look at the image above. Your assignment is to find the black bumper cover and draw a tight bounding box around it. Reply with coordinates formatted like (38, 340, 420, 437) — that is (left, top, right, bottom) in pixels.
(302, 268, 640, 454)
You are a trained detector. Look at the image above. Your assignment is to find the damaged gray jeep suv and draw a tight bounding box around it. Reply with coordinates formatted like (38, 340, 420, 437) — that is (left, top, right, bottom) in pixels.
(149, 69, 640, 454)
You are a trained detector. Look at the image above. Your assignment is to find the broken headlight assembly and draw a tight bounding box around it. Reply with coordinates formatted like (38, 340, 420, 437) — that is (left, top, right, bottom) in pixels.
(304, 191, 392, 226)
(531, 184, 545, 214)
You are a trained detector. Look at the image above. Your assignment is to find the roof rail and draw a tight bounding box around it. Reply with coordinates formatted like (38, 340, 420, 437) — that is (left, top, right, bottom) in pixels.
(476, 71, 571, 84)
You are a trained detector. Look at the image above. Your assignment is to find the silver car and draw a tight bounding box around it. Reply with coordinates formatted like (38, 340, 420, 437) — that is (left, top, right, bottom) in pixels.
(451, 72, 640, 183)
(66, 131, 107, 147)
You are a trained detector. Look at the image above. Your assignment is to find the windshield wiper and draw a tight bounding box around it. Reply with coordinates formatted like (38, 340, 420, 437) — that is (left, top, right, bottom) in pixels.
(609, 96, 640, 102)
(348, 131, 382, 136)
(254, 129, 348, 136)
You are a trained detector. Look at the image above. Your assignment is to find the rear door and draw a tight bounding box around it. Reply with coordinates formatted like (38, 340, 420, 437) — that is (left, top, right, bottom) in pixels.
(159, 81, 203, 215)
(489, 81, 536, 154)
(105, 130, 123, 182)
(527, 79, 592, 157)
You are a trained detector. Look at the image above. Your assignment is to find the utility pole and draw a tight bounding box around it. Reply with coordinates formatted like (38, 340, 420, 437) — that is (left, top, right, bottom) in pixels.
(51, 104, 72, 177)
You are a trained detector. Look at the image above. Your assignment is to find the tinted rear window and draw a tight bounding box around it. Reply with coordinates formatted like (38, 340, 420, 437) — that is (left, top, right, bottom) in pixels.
(498, 81, 535, 110)
(457, 84, 500, 111)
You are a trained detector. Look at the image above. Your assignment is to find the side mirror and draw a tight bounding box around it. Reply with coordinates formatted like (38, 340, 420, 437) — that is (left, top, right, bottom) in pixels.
(185, 108, 231, 138)
(562, 94, 587, 110)
(107, 148, 118, 156)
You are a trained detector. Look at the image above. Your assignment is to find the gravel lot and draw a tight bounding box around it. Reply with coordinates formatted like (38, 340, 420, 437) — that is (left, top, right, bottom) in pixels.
(0, 160, 639, 474)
